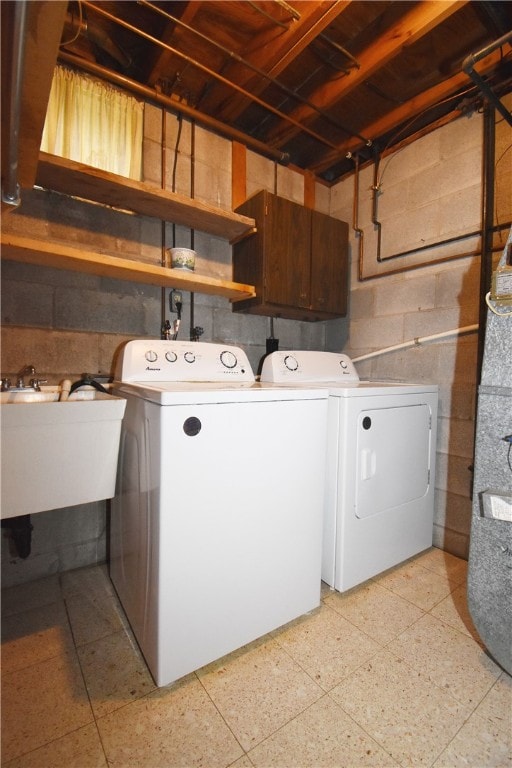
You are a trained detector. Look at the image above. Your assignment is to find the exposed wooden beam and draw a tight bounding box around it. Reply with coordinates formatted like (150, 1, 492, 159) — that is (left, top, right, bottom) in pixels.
(266, 0, 469, 149)
(144, 1, 204, 88)
(310, 45, 509, 175)
(303, 172, 316, 210)
(231, 141, 247, 208)
(199, 1, 351, 122)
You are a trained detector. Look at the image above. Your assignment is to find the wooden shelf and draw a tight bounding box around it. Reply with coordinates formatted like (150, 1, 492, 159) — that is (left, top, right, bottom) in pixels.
(1, 233, 256, 301)
(35, 153, 257, 244)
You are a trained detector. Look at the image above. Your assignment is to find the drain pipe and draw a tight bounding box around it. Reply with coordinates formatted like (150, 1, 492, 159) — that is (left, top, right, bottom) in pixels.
(1, 0, 28, 208)
(462, 31, 512, 128)
(1, 515, 33, 559)
(351, 324, 479, 363)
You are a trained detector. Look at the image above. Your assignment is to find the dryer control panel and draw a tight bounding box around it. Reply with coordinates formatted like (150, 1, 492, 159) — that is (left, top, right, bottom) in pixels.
(260, 350, 359, 383)
(116, 340, 255, 382)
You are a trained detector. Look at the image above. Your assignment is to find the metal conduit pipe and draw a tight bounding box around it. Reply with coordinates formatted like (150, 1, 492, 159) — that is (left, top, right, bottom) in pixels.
(462, 30, 512, 128)
(372, 147, 383, 262)
(358, 243, 510, 282)
(478, 104, 496, 378)
(351, 325, 479, 363)
(80, 1, 345, 155)
(139, 0, 369, 145)
(376, 223, 511, 263)
(2, 0, 28, 208)
(59, 51, 289, 166)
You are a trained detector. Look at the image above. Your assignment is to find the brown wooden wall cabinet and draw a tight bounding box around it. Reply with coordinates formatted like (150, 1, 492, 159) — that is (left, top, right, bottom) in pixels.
(232, 190, 348, 322)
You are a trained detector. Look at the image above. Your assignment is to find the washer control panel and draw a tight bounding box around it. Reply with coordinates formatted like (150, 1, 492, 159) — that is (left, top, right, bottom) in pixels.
(116, 340, 255, 382)
(260, 350, 359, 383)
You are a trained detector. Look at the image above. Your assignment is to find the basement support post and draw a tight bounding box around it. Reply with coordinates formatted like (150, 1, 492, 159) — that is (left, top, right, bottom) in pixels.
(478, 105, 496, 380)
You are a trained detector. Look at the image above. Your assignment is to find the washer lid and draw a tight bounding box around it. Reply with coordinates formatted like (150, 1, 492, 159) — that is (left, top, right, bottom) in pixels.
(113, 380, 329, 405)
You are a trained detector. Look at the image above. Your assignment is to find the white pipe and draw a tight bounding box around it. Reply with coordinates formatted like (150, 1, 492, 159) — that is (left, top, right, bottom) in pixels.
(352, 324, 479, 363)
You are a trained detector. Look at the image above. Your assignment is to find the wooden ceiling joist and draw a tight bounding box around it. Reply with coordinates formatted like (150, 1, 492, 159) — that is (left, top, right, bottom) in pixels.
(266, 0, 470, 149)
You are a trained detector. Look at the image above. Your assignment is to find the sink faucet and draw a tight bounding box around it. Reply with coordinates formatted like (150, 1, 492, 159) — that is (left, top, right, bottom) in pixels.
(16, 365, 36, 389)
(12, 366, 47, 391)
(0, 366, 47, 392)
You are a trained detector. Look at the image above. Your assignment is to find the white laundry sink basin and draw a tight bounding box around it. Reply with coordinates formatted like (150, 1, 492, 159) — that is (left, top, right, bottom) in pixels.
(1, 393, 126, 519)
(2, 390, 60, 403)
(0, 385, 61, 404)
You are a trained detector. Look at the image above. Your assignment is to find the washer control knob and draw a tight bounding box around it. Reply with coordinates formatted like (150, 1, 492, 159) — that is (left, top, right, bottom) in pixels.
(220, 350, 237, 369)
(165, 351, 178, 363)
(340, 360, 348, 369)
(184, 351, 196, 364)
(284, 355, 299, 371)
(145, 350, 158, 363)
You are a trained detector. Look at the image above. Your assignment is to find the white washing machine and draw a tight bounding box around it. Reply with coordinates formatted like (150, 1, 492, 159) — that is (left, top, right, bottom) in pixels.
(110, 340, 328, 686)
(261, 350, 438, 592)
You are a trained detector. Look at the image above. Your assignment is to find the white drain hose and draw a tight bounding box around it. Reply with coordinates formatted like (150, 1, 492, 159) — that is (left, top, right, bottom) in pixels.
(351, 324, 479, 363)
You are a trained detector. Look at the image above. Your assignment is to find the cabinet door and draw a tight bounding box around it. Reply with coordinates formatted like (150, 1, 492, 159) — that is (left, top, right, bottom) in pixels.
(310, 211, 348, 315)
(265, 195, 310, 308)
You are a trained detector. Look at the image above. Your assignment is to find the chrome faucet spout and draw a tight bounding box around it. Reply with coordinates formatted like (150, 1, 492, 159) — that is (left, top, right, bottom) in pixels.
(16, 365, 37, 389)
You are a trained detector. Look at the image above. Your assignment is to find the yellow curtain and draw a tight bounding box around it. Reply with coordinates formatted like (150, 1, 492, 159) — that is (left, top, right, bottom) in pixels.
(41, 66, 143, 180)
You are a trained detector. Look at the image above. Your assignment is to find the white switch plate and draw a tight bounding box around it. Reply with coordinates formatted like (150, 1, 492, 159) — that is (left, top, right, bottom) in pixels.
(482, 490, 512, 522)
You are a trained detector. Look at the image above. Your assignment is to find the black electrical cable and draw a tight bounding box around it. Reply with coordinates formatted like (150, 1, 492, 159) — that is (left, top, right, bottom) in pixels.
(503, 434, 512, 473)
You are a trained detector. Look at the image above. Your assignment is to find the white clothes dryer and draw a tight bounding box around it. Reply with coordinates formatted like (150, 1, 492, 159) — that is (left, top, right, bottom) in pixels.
(111, 340, 328, 686)
(261, 350, 438, 592)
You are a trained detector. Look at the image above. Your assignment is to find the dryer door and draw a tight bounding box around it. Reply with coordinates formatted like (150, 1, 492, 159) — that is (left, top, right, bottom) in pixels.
(355, 403, 431, 518)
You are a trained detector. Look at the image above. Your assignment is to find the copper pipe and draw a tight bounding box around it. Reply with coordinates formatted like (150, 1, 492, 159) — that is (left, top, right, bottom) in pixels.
(80, 0, 345, 153)
(274, 0, 301, 22)
(247, 1, 289, 29)
(351, 154, 364, 282)
(58, 51, 290, 166)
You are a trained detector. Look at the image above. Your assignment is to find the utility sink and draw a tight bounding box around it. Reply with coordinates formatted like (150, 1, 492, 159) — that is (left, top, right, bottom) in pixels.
(1, 390, 60, 404)
(1, 393, 126, 519)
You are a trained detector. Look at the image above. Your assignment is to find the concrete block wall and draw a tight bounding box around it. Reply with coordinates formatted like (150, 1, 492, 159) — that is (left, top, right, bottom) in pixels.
(326, 108, 511, 558)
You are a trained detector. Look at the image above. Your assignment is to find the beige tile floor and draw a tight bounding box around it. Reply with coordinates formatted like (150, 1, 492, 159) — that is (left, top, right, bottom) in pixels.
(1, 547, 511, 767)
